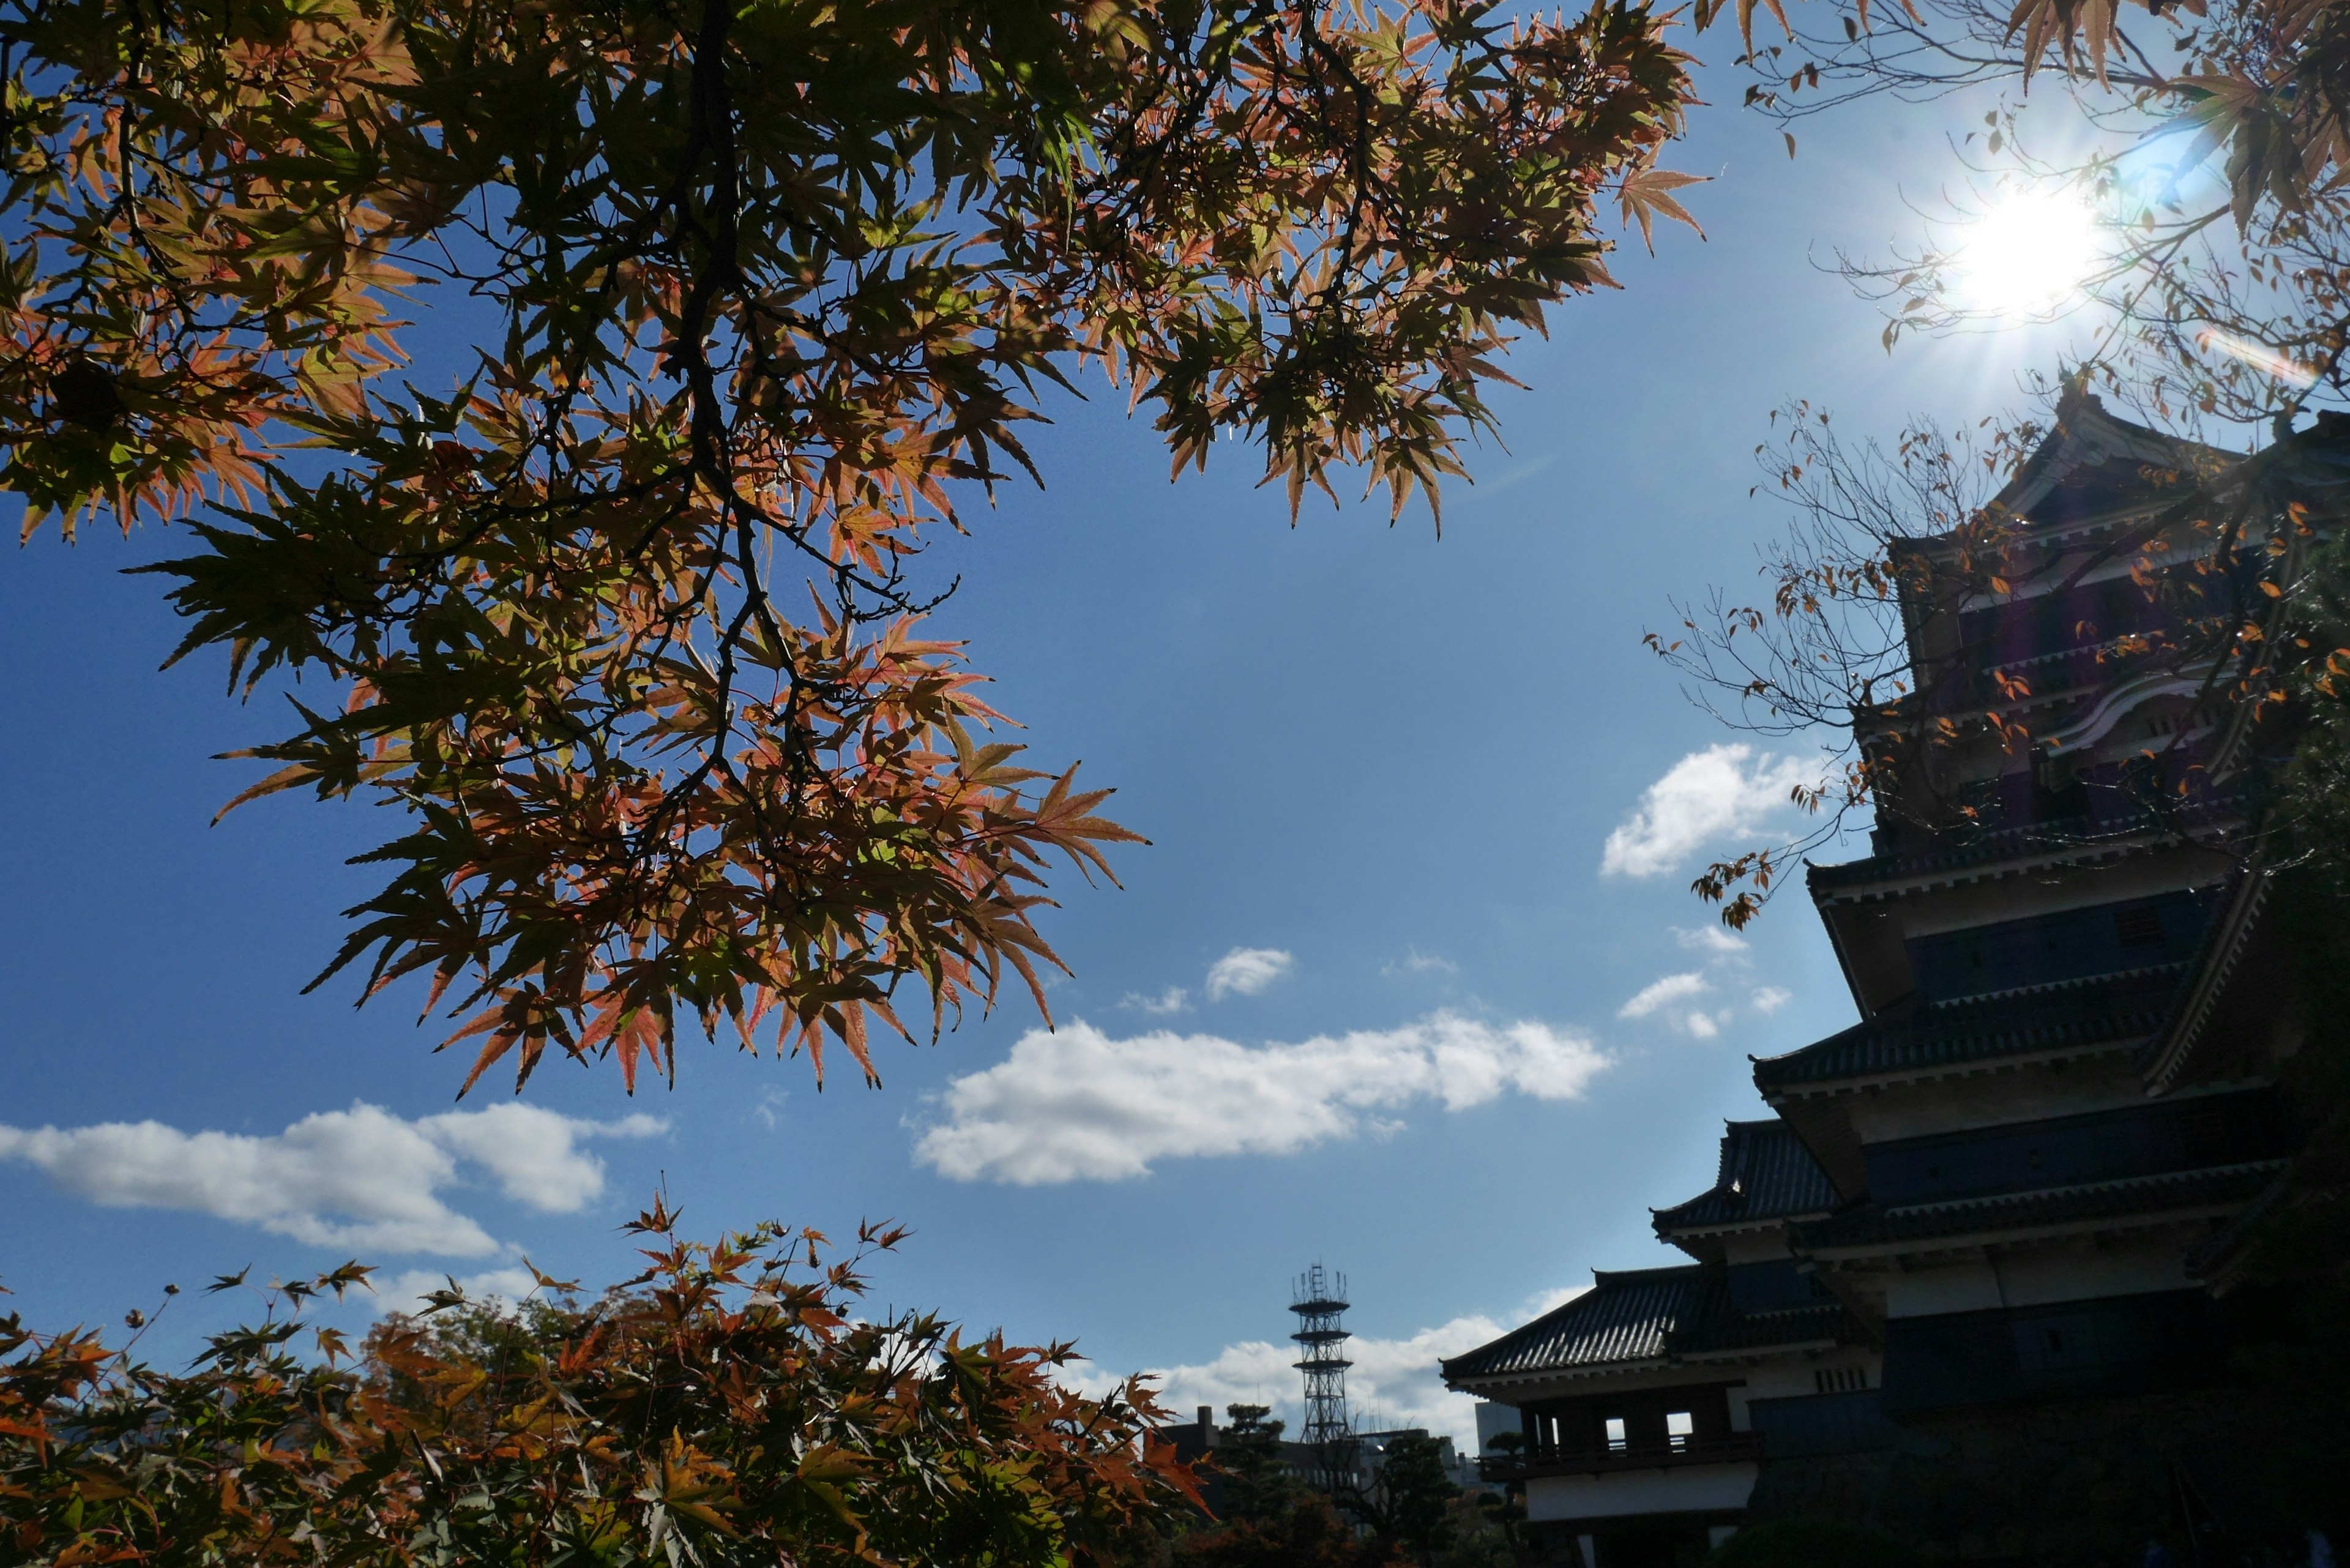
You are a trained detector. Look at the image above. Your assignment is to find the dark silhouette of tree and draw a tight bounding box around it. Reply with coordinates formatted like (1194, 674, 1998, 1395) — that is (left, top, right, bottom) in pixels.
(1172, 1406, 1400, 1568)
(1336, 1431, 1459, 1564)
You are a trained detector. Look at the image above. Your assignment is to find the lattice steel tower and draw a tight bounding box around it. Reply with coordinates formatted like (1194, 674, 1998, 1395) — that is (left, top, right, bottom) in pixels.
(1289, 1264, 1354, 1448)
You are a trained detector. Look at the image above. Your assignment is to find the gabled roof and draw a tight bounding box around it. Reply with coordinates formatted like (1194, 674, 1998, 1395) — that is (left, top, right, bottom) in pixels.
(1652, 1120, 1839, 1236)
(1441, 1266, 1700, 1383)
(1752, 965, 2188, 1096)
(1982, 389, 2227, 537)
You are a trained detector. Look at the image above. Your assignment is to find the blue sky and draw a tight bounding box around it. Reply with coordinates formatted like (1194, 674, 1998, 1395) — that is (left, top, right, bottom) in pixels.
(0, 40, 2082, 1445)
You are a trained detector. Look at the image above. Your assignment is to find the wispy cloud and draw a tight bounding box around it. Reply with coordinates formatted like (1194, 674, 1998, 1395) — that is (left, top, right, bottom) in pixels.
(1617, 972, 1709, 1020)
(1600, 744, 1815, 878)
(0, 1103, 665, 1256)
(1751, 986, 1792, 1014)
(1206, 948, 1293, 1001)
(1674, 925, 1749, 955)
(1120, 987, 1192, 1016)
(912, 1012, 1607, 1184)
(1380, 949, 1458, 979)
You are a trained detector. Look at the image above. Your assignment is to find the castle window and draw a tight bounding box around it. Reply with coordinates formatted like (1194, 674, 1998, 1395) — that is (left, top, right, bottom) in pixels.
(1666, 1411, 1693, 1452)
(1604, 1417, 1627, 1453)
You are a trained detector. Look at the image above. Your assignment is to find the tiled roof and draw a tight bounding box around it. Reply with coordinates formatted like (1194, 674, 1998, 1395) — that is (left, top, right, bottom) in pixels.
(1441, 1267, 1700, 1381)
(1442, 1264, 1871, 1384)
(1652, 1120, 1840, 1234)
(1666, 1300, 1853, 1356)
(1752, 966, 2188, 1094)
(1795, 1160, 2286, 1252)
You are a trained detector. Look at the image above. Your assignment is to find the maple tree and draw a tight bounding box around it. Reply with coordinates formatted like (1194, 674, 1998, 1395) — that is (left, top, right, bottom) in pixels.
(0, 0, 1707, 1095)
(0, 1198, 1195, 1567)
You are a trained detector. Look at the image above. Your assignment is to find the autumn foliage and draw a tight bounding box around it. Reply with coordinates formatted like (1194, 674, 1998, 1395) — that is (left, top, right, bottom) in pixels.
(0, 1200, 1195, 1567)
(0, 0, 1701, 1092)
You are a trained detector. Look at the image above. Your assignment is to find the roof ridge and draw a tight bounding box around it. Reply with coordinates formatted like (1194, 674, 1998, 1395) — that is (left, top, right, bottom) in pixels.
(1587, 1263, 1706, 1285)
(1752, 967, 2190, 1092)
(1872, 1157, 2291, 1221)
(1923, 960, 2196, 1012)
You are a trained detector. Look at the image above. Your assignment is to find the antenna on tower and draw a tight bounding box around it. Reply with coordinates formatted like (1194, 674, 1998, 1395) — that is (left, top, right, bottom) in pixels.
(1291, 1263, 1356, 1486)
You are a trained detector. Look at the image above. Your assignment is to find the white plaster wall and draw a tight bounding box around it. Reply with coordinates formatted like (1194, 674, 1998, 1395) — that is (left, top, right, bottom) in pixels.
(1992, 1244, 2190, 1306)
(1884, 1260, 2006, 1318)
(1524, 1465, 1759, 1523)
(1739, 1350, 1881, 1400)
(1893, 847, 2233, 939)
(1843, 1059, 2144, 1141)
(1721, 1230, 1797, 1266)
(1884, 1244, 2193, 1317)
(1740, 1362, 1818, 1400)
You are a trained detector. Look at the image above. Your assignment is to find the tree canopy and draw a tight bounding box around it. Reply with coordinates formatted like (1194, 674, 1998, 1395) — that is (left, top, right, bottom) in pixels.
(0, 1199, 1195, 1567)
(0, 0, 1702, 1094)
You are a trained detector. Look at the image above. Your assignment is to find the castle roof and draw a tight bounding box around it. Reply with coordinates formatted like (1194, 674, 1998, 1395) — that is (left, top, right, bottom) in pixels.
(1794, 1160, 2285, 1256)
(1441, 1262, 1865, 1386)
(1752, 964, 2188, 1097)
(1651, 1119, 1839, 1236)
(1441, 1266, 1701, 1382)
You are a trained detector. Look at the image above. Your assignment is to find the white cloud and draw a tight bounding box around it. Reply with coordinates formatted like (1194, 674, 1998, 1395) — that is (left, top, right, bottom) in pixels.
(374, 1266, 546, 1318)
(1206, 947, 1293, 1000)
(1617, 971, 1791, 1038)
(1600, 744, 1816, 878)
(1121, 987, 1191, 1016)
(1380, 949, 1458, 979)
(1674, 925, 1749, 955)
(913, 1012, 1608, 1185)
(0, 1103, 666, 1257)
(1617, 972, 1709, 1020)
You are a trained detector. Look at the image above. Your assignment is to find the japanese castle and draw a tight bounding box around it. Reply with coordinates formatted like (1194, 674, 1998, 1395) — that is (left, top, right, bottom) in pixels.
(1443, 394, 2338, 1566)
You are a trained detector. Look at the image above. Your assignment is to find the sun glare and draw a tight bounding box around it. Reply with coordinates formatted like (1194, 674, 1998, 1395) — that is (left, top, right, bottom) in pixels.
(1954, 190, 2105, 316)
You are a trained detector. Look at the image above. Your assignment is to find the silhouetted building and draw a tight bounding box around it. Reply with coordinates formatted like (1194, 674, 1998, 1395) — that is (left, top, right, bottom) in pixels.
(1445, 392, 2344, 1567)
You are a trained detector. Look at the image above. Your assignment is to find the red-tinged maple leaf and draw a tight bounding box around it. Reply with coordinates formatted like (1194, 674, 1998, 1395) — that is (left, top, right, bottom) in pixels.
(1619, 165, 1709, 253)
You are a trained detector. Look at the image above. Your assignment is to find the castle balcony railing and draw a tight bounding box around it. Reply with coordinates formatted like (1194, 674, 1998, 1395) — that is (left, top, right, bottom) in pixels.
(1476, 1432, 1761, 1482)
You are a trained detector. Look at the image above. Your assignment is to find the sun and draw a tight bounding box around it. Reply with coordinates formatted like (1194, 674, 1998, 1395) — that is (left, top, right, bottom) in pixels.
(1953, 190, 2105, 316)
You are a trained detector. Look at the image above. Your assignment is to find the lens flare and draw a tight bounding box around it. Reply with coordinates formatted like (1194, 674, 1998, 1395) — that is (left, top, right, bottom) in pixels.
(2198, 328, 2319, 387)
(1955, 190, 2105, 316)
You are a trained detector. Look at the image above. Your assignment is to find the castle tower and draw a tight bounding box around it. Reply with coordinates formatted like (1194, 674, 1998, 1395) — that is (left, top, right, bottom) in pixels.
(1442, 390, 2336, 1559)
